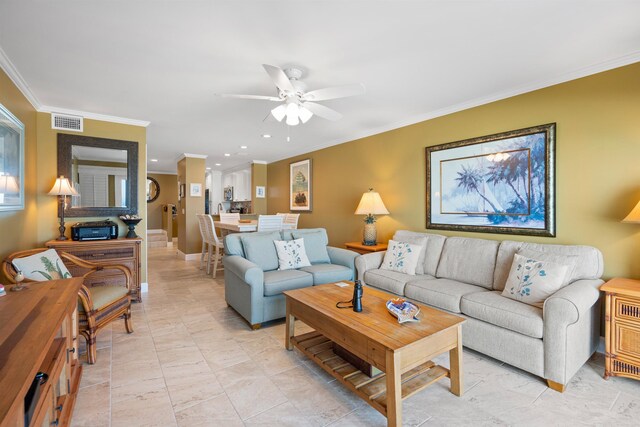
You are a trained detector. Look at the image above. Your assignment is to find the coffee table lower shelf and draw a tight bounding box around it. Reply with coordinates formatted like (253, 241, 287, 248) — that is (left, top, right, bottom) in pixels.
(291, 331, 449, 417)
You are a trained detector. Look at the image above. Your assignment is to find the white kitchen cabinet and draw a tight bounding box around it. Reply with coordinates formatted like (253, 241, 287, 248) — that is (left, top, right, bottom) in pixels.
(221, 167, 251, 202)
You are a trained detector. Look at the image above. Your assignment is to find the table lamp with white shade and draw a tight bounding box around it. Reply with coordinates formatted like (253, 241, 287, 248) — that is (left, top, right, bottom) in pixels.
(48, 175, 78, 240)
(355, 188, 389, 246)
(623, 199, 640, 224)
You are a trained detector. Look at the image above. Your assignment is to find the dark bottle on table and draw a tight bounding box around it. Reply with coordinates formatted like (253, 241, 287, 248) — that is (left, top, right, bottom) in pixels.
(353, 280, 363, 312)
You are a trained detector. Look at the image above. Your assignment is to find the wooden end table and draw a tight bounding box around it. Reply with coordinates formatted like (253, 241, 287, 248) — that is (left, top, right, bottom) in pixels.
(602, 277, 640, 381)
(345, 241, 388, 255)
(284, 282, 464, 427)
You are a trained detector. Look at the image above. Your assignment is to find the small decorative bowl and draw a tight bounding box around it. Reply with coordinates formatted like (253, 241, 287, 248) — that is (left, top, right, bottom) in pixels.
(386, 298, 421, 324)
(119, 217, 143, 238)
(238, 219, 252, 223)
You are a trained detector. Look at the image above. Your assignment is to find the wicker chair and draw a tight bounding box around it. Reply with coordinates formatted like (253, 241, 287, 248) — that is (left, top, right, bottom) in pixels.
(2, 248, 134, 364)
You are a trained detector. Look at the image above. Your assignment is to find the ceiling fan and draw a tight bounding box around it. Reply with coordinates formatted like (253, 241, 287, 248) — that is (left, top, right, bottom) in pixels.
(218, 64, 365, 126)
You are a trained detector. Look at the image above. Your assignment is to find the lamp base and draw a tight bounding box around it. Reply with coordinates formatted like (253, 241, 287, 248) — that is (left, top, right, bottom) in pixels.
(362, 223, 377, 246)
(56, 223, 67, 240)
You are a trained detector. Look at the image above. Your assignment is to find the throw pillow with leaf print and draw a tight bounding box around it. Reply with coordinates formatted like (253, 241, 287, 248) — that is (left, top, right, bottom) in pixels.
(380, 240, 422, 275)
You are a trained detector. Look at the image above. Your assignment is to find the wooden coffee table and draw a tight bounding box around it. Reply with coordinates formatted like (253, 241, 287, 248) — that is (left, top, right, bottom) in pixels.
(284, 282, 465, 427)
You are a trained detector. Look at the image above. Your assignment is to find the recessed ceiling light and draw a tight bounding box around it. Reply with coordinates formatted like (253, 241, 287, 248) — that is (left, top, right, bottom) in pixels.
(150, 159, 158, 162)
(215, 163, 221, 166)
(206, 167, 211, 170)
(262, 134, 271, 138)
(240, 145, 247, 149)
(224, 153, 230, 157)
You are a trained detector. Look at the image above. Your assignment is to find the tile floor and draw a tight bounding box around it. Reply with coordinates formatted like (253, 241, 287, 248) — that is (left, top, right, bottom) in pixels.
(71, 246, 640, 426)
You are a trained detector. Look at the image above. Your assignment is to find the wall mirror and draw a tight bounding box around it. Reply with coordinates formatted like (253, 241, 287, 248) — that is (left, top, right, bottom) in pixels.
(147, 176, 160, 202)
(58, 134, 138, 217)
(0, 103, 25, 211)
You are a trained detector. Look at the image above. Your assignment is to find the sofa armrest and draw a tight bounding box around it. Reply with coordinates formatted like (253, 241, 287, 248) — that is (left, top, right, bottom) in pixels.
(354, 251, 386, 283)
(223, 255, 264, 289)
(327, 246, 359, 271)
(543, 278, 603, 385)
(543, 279, 602, 325)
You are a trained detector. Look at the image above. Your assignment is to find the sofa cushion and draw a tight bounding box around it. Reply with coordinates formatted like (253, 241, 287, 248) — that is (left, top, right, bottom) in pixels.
(224, 233, 245, 257)
(502, 253, 570, 308)
(299, 264, 353, 285)
(274, 238, 311, 270)
(380, 240, 423, 275)
(79, 285, 130, 312)
(364, 269, 423, 295)
(435, 237, 499, 289)
(393, 231, 446, 276)
(263, 270, 314, 296)
(493, 241, 604, 291)
(404, 278, 487, 313)
(240, 232, 282, 271)
(390, 231, 427, 274)
(292, 231, 330, 264)
(461, 291, 543, 339)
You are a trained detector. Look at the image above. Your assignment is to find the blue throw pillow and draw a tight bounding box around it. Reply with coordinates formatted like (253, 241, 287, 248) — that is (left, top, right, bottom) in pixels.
(291, 231, 330, 264)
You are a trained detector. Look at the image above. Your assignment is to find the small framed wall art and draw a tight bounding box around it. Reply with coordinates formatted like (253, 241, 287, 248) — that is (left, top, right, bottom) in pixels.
(190, 183, 202, 197)
(426, 123, 556, 237)
(290, 159, 312, 211)
(256, 186, 265, 198)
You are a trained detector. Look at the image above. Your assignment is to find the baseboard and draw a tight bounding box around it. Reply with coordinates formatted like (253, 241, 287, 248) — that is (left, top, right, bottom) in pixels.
(596, 336, 605, 354)
(177, 250, 201, 261)
(141, 282, 148, 293)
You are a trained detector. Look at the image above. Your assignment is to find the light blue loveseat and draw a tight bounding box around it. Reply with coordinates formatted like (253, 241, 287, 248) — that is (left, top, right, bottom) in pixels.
(223, 228, 358, 329)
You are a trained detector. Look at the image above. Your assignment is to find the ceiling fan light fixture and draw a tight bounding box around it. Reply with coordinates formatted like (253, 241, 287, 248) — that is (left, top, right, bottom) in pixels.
(271, 104, 286, 122)
(299, 106, 313, 123)
(286, 113, 300, 126)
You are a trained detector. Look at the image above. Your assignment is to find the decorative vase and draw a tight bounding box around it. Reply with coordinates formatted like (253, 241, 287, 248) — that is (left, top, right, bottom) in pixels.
(119, 217, 143, 238)
(363, 224, 377, 246)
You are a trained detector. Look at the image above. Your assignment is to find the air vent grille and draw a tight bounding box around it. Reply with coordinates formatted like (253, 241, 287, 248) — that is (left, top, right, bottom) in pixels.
(52, 113, 83, 132)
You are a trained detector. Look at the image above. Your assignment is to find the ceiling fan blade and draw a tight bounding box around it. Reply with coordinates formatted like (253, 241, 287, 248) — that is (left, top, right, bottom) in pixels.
(303, 83, 365, 101)
(303, 102, 343, 121)
(217, 93, 281, 101)
(262, 64, 295, 93)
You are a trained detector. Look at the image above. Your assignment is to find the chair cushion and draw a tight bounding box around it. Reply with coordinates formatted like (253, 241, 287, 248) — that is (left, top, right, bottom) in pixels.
(80, 285, 129, 312)
(404, 278, 487, 313)
(380, 240, 423, 275)
(263, 270, 314, 296)
(364, 269, 423, 296)
(274, 238, 311, 270)
(240, 231, 281, 271)
(292, 231, 330, 264)
(299, 264, 353, 285)
(12, 249, 72, 281)
(461, 291, 544, 339)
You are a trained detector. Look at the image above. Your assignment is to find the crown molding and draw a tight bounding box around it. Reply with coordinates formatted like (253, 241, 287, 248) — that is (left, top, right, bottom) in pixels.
(176, 153, 208, 162)
(267, 51, 640, 164)
(148, 170, 177, 175)
(39, 105, 150, 127)
(1, 45, 150, 127)
(0, 46, 41, 109)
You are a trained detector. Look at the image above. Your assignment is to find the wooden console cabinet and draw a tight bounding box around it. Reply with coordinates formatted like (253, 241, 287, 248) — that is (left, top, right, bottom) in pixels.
(46, 238, 142, 303)
(0, 278, 83, 427)
(602, 277, 640, 381)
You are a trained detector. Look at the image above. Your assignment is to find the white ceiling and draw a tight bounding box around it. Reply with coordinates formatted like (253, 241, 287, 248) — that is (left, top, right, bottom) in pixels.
(1, 1, 639, 173)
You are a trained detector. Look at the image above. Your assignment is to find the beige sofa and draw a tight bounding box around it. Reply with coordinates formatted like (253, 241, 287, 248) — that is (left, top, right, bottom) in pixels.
(355, 230, 604, 391)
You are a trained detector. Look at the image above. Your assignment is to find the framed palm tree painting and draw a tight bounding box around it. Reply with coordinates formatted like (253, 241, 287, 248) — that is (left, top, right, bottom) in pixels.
(426, 123, 555, 237)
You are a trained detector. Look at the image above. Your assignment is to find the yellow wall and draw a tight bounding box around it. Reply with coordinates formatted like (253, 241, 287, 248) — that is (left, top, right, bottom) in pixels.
(268, 62, 640, 280)
(177, 156, 205, 254)
(36, 112, 148, 282)
(251, 163, 267, 214)
(147, 173, 178, 235)
(0, 69, 38, 263)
